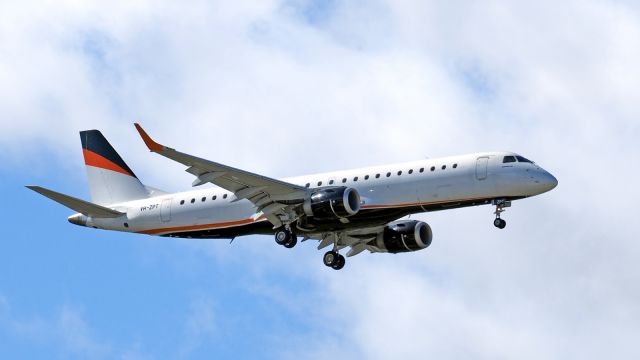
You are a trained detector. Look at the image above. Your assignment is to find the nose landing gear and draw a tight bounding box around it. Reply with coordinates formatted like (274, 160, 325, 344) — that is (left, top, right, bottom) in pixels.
(493, 199, 511, 229)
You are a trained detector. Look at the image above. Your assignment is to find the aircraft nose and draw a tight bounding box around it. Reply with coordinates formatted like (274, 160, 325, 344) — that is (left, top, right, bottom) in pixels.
(540, 171, 558, 192)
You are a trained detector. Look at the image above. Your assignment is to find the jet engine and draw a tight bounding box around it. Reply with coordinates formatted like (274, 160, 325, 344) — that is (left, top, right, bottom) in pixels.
(372, 220, 433, 253)
(303, 187, 361, 220)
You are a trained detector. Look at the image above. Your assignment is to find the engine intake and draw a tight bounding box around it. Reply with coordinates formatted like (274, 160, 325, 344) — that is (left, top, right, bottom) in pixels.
(374, 220, 433, 253)
(303, 187, 361, 220)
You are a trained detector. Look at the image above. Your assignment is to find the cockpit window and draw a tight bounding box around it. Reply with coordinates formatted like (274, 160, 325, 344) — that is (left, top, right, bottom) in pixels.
(503, 156, 517, 163)
(516, 156, 533, 163)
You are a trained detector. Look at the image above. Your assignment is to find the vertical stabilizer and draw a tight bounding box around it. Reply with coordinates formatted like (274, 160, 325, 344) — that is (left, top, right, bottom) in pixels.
(81, 130, 148, 205)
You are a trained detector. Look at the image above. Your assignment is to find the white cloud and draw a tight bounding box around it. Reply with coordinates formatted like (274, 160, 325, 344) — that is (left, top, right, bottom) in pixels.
(0, 295, 158, 359)
(178, 298, 217, 359)
(58, 306, 112, 358)
(2, 1, 640, 359)
(0, 296, 116, 358)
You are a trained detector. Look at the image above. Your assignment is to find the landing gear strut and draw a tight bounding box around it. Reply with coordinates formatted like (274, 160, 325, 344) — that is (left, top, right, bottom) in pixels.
(323, 250, 345, 270)
(493, 199, 510, 229)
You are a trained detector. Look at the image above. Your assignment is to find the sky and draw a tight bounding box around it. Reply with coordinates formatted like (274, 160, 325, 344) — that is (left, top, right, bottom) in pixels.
(1, 0, 639, 359)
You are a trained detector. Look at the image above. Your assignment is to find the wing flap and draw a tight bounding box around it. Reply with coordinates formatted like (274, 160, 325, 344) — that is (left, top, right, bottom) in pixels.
(27, 186, 125, 218)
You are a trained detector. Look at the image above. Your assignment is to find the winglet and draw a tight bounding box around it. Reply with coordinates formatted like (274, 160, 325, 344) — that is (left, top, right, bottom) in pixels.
(134, 123, 164, 152)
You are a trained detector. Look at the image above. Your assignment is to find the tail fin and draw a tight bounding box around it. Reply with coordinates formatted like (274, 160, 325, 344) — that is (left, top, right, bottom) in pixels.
(81, 130, 149, 205)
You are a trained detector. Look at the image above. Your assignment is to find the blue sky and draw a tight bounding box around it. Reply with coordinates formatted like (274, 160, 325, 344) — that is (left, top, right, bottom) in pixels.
(2, 1, 640, 359)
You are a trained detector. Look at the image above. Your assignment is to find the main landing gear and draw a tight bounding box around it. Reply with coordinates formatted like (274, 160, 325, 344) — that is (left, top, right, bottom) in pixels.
(493, 199, 511, 229)
(274, 228, 297, 248)
(274, 229, 347, 270)
(323, 250, 345, 270)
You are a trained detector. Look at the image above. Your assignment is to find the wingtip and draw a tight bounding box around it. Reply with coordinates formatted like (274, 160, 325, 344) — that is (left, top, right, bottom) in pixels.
(26, 185, 46, 196)
(134, 123, 164, 152)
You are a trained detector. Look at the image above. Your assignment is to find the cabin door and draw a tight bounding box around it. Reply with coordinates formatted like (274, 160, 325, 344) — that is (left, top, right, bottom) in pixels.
(476, 157, 489, 181)
(161, 199, 172, 222)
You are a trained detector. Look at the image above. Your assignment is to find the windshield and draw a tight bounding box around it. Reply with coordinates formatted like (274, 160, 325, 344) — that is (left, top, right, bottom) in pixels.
(516, 156, 533, 163)
(503, 156, 517, 163)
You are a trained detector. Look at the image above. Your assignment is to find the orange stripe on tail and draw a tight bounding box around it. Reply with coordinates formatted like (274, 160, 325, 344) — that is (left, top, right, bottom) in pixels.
(83, 149, 135, 177)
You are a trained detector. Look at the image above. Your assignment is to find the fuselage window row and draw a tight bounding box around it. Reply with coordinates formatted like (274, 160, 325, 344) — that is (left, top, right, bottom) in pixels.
(303, 163, 463, 189)
(178, 193, 234, 205)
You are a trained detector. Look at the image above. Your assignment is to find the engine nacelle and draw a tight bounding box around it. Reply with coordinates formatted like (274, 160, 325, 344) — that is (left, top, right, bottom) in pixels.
(303, 187, 361, 220)
(373, 220, 433, 253)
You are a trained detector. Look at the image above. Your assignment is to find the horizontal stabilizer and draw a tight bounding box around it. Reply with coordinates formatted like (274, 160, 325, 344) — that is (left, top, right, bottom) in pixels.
(26, 186, 125, 218)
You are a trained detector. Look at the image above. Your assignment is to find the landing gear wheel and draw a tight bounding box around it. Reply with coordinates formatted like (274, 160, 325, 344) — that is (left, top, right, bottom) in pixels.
(284, 234, 297, 248)
(492, 199, 510, 230)
(323, 251, 340, 267)
(494, 218, 506, 229)
(275, 229, 291, 245)
(331, 255, 345, 270)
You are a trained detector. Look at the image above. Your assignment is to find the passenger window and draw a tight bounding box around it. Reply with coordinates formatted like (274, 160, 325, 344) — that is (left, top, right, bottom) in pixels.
(420, 168, 424, 173)
(201, 197, 206, 202)
(397, 171, 402, 176)
(354, 176, 358, 181)
(516, 156, 533, 163)
(180, 200, 185, 205)
(365, 175, 370, 180)
(430, 166, 435, 171)
(503, 156, 517, 163)
(317, 181, 322, 186)
(342, 178, 347, 183)
(305, 183, 310, 188)
(191, 199, 195, 204)
(212, 195, 217, 200)
(376, 174, 381, 178)
(408, 169, 413, 174)
(329, 180, 334, 185)
(386, 172, 391, 177)
(453, 163, 458, 168)
(442, 165, 446, 170)
(223, 194, 228, 199)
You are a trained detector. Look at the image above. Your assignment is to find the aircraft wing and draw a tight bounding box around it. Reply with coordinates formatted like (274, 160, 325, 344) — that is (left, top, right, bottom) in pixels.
(134, 124, 306, 225)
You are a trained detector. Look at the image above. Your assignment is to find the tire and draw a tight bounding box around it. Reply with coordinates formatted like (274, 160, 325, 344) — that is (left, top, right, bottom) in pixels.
(284, 234, 297, 248)
(332, 255, 345, 270)
(275, 229, 291, 245)
(493, 218, 503, 228)
(498, 219, 507, 229)
(323, 251, 339, 267)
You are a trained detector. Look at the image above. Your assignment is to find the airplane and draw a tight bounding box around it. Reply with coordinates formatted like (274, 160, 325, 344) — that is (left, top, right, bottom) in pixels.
(27, 124, 558, 270)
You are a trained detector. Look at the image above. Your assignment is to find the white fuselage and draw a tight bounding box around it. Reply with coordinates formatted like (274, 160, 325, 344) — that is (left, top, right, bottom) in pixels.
(78, 152, 557, 237)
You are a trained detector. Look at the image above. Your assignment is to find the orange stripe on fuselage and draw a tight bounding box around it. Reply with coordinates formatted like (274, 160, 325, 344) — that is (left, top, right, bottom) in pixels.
(82, 149, 134, 177)
(137, 218, 264, 235)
